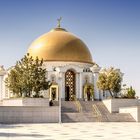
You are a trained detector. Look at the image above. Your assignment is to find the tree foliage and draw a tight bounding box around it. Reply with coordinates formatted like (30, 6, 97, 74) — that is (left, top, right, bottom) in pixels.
(5, 68, 22, 97)
(5, 53, 51, 98)
(121, 85, 136, 98)
(96, 72, 107, 96)
(97, 67, 122, 98)
(126, 86, 136, 98)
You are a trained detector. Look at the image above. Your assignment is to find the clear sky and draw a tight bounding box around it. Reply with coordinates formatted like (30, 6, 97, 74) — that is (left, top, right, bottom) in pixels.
(0, 0, 140, 96)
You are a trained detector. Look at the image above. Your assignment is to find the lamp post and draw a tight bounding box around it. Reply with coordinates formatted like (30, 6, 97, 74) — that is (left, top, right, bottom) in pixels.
(59, 83, 61, 124)
(55, 67, 61, 123)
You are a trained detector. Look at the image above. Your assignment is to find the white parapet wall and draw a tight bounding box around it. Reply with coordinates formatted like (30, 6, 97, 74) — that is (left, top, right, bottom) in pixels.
(119, 106, 140, 122)
(2, 98, 49, 106)
(103, 99, 112, 113)
(103, 99, 139, 113)
(0, 106, 59, 123)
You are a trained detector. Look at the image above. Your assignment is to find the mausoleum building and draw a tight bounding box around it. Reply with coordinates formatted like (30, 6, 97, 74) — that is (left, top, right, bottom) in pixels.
(0, 24, 107, 101)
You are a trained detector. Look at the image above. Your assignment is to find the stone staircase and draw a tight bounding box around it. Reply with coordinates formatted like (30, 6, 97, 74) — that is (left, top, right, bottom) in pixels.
(93, 101, 135, 122)
(61, 101, 78, 113)
(61, 101, 96, 122)
(61, 100, 135, 122)
(79, 101, 94, 112)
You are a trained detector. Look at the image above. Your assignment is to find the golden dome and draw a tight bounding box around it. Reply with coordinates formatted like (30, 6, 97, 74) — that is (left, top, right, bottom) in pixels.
(28, 27, 93, 64)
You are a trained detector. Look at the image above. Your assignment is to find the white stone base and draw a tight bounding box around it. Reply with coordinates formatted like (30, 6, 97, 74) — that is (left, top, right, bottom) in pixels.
(119, 106, 140, 122)
(103, 99, 139, 113)
(0, 106, 59, 123)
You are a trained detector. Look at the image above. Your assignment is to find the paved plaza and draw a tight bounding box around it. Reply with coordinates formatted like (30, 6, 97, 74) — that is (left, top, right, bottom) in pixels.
(0, 123, 140, 140)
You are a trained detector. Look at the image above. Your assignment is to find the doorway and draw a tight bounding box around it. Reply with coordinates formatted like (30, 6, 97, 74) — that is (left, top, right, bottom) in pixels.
(65, 70, 76, 101)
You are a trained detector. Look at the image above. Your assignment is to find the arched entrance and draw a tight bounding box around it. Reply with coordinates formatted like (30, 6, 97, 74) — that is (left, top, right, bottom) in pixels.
(83, 83, 94, 101)
(49, 83, 59, 101)
(65, 70, 76, 101)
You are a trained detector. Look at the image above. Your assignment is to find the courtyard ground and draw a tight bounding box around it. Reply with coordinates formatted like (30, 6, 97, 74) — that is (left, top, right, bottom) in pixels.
(0, 123, 140, 140)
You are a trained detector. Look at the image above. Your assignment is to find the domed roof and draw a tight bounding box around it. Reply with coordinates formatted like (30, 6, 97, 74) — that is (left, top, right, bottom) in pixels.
(28, 27, 93, 64)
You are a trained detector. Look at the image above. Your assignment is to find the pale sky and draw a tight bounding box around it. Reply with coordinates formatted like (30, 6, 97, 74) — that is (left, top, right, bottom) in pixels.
(0, 0, 140, 96)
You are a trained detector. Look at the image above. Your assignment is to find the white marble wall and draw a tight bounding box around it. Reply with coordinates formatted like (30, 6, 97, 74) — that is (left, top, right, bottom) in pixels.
(0, 62, 102, 101)
(119, 106, 140, 122)
(103, 99, 139, 113)
(93, 73, 99, 100)
(45, 61, 101, 100)
(0, 106, 59, 123)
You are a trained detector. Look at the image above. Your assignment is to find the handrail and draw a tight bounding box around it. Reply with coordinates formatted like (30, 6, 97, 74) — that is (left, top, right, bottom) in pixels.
(92, 104, 102, 121)
(73, 95, 82, 112)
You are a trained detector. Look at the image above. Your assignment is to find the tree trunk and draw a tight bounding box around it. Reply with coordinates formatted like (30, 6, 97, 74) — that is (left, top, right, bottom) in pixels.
(114, 92, 117, 98)
(35, 91, 39, 98)
(19, 88, 22, 97)
(103, 90, 105, 97)
(28, 91, 31, 97)
(109, 90, 113, 98)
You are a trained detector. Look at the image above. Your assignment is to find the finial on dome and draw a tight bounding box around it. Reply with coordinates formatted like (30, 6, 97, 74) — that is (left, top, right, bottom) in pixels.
(57, 17, 62, 28)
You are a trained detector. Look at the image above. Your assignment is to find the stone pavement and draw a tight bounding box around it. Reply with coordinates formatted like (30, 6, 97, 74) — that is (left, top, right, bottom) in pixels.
(0, 123, 140, 140)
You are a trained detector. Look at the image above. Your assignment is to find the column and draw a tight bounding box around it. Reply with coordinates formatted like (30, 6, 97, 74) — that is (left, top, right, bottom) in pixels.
(79, 73, 83, 99)
(93, 73, 100, 100)
(75, 73, 79, 99)
(61, 72, 65, 99)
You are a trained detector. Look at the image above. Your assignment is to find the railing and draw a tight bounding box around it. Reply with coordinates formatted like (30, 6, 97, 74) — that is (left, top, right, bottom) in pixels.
(73, 95, 82, 112)
(92, 104, 102, 122)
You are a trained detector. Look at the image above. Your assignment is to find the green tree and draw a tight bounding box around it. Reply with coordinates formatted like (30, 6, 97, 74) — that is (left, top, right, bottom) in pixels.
(5, 53, 51, 98)
(97, 67, 122, 98)
(31, 57, 51, 97)
(97, 72, 107, 96)
(127, 86, 136, 98)
(5, 68, 22, 97)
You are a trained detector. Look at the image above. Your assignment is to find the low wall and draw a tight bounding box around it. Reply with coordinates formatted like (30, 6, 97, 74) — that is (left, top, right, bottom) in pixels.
(103, 99, 112, 113)
(120, 106, 140, 122)
(0, 106, 59, 123)
(103, 99, 139, 113)
(2, 98, 49, 106)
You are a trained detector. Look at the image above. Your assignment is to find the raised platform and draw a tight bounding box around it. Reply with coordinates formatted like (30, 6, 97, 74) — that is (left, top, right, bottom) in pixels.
(0, 98, 59, 123)
(120, 106, 140, 122)
(103, 99, 139, 113)
(0, 106, 59, 123)
(2, 98, 49, 106)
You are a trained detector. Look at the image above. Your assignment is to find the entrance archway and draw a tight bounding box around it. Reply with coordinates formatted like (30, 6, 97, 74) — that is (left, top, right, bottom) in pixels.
(49, 83, 59, 101)
(83, 83, 94, 101)
(65, 70, 76, 101)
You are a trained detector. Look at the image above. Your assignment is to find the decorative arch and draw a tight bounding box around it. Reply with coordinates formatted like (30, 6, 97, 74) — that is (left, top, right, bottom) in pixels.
(49, 82, 59, 101)
(83, 83, 94, 101)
